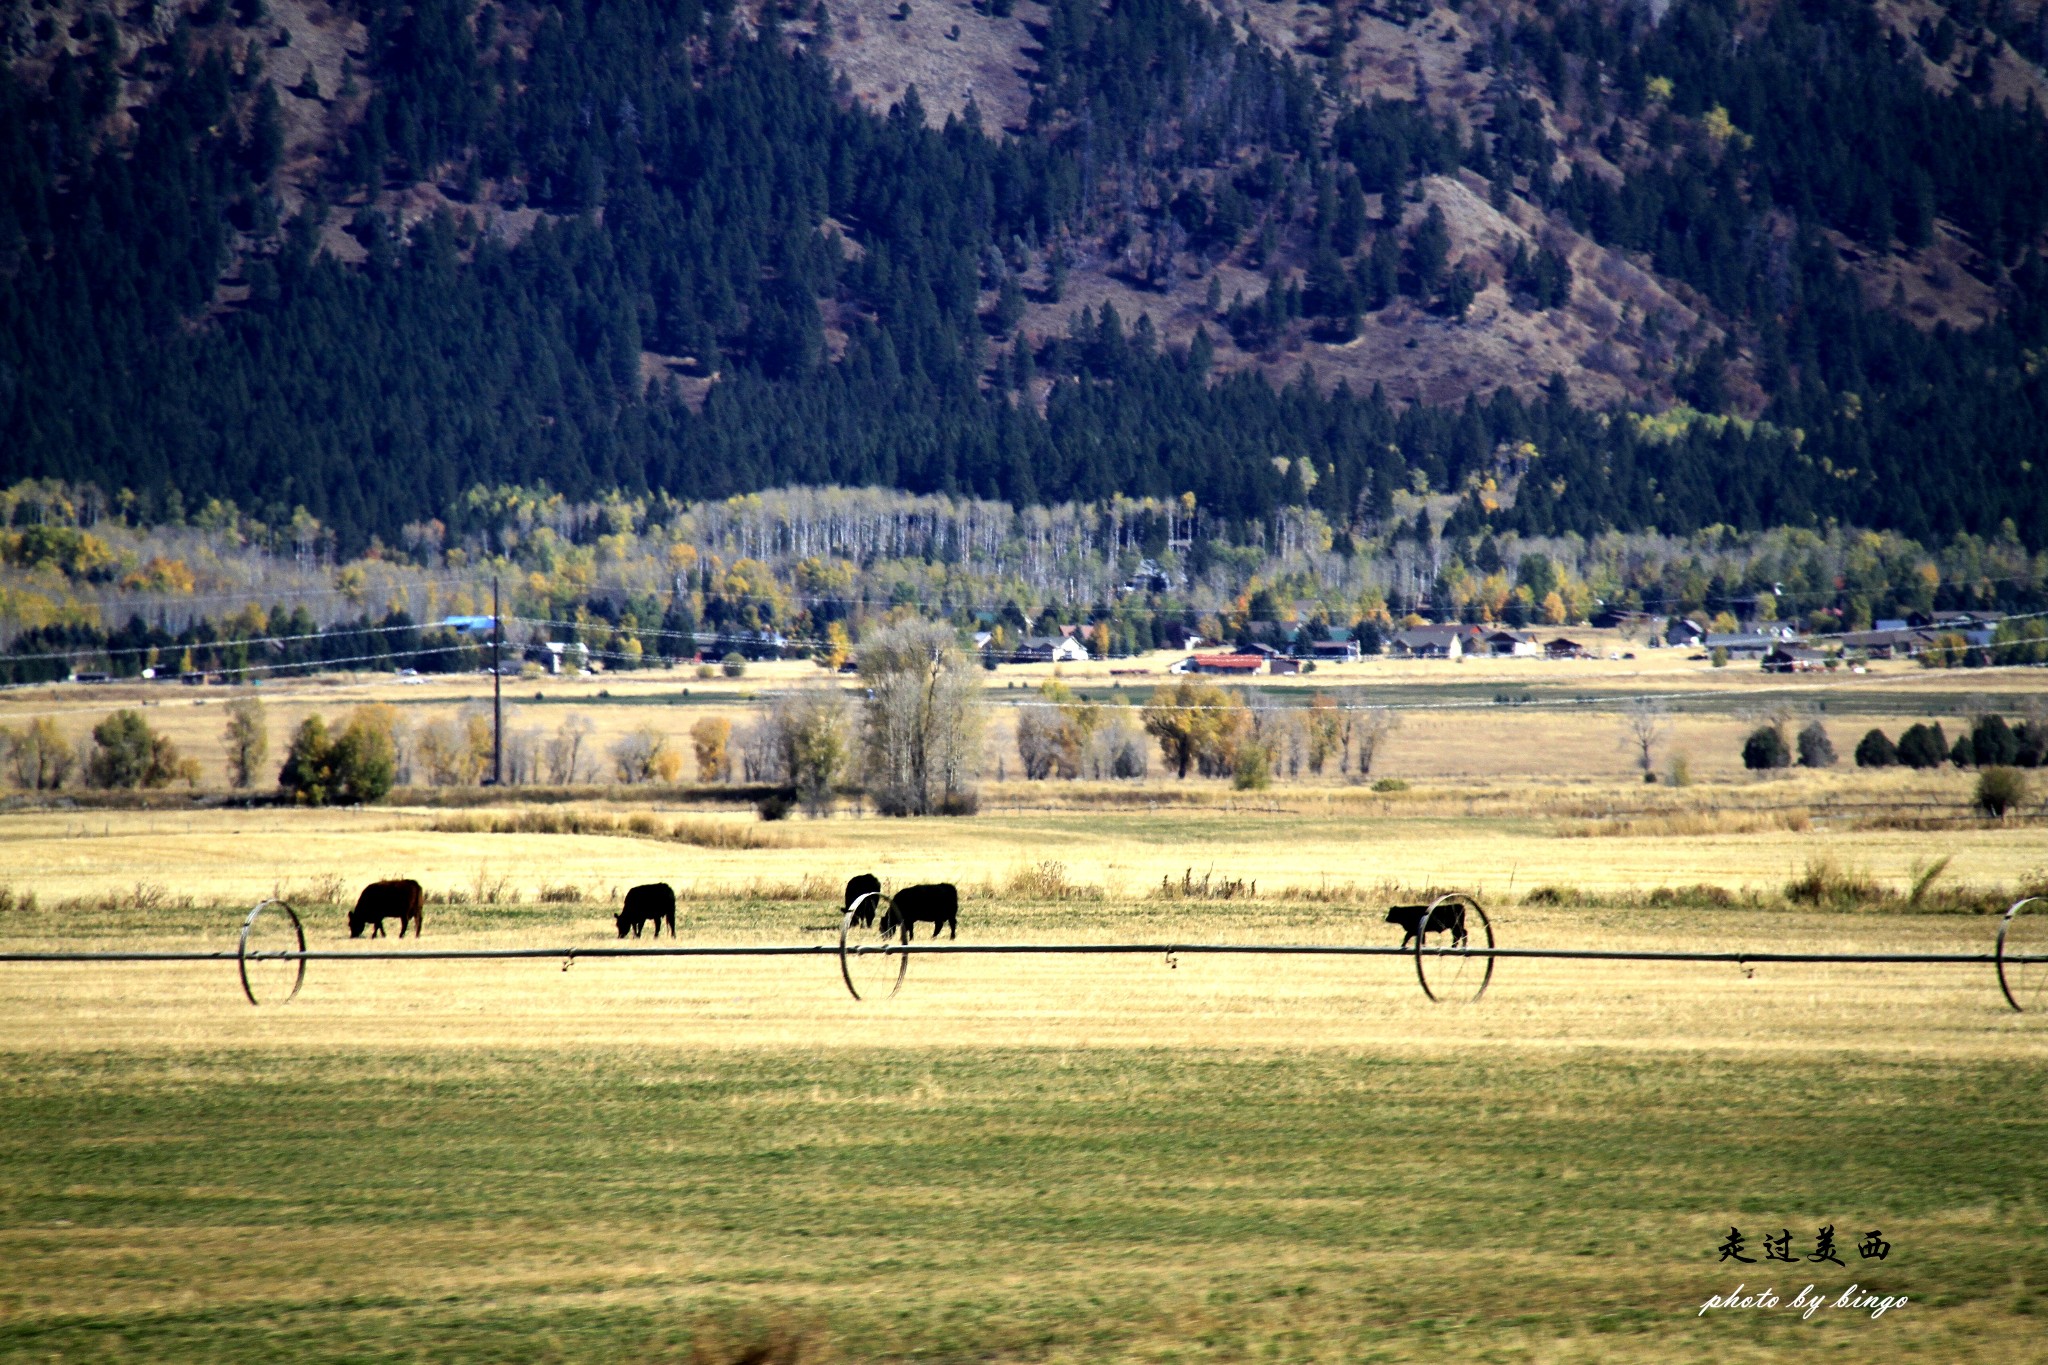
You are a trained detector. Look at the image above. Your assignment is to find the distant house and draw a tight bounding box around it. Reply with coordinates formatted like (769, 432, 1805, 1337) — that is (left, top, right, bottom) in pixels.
(972, 630, 994, 651)
(1311, 636, 1361, 662)
(440, 615, 498, 636)
(1485, 629, 1540, 657)
(540, 641, 592, 674)
(1700, 632, 1783, 658)
(1179, 653, 1265, 675)
(1544, 637, 1589, 659)
(1917, 609, 2004, 630)
(1835, 627, 1933, 659)
(1762, 644, 1826, 673)
(1011, 636, 1091, 665)
(1158, 621, 1206, 651)
(1267, 657, 1304, 675)
(1666, 617, 1707, 646)
(1389, 624, 1484, 659)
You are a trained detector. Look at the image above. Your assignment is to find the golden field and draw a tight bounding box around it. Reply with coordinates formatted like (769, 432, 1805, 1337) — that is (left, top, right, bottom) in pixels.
(1, 654, 2045, 1362)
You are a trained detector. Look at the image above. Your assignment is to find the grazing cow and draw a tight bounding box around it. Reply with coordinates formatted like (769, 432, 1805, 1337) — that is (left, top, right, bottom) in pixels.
(1385, 901, 1467, 950)
(843, 872, 881, 929)
(879, 883, 959, 943)
(350, 879, 423, 939)
(616, 883, 677, 939)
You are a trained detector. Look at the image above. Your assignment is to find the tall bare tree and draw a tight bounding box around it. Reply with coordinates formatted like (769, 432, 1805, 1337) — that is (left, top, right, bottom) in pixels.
(222, 697, 268, 789)
(769, 687, 852, 815)
(544, 714, 595, 784)
(1621, 700, 1671, 778)
(860, 620, 984, 815)
(1352, 707, 1402, 779)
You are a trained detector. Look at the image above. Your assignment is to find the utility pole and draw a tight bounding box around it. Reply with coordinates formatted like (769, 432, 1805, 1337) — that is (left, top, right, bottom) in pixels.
(491, 574, 503, 786)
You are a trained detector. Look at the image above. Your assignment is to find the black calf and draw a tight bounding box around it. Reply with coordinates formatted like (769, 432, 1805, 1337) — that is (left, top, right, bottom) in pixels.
(1385, 901, 1468, 949)
(844, 873, 881, 929)
(616, 883, 677, 939)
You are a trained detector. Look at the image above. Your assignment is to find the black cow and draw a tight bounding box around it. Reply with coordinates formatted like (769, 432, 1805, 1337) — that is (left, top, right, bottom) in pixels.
(616, 883, 677, 939)
(879, 883, 958, 943)
(843, 873, 881, 929)
(1385, 901, 1467, 949)
(350, 879, 423, 938)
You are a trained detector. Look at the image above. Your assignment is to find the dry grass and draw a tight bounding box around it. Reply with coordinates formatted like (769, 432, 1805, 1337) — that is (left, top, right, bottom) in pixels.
(6, 775, 2048, 913)
(426, 809, 787, 850)
(1154, 866, 1257, 900)
(1559, 807, 1813, 837)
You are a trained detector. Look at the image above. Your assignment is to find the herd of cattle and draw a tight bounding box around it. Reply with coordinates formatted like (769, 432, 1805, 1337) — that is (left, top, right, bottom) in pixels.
(343, 877, 1452, 944)
(342, 874, 961, 942)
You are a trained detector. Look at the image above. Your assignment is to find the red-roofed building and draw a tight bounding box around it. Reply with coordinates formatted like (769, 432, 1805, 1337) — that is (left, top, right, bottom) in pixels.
(1171, 653, 1266, 675)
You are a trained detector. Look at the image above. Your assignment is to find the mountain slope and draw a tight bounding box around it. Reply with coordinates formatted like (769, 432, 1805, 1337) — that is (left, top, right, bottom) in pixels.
(1, 0, 2045, 551)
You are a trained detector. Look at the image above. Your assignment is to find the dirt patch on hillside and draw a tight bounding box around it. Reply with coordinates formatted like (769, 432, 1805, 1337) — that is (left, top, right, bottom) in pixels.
(1831, 224, 2002, 332)
(817, 0, 1044, 130)
(191, 0, 370, 221)
(1012, 167, 1738, 411)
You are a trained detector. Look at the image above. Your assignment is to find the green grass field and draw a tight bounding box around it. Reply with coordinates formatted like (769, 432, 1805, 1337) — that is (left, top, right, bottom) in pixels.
(2, 795, 2045, 1361)
(3, 1044, 2043, 1362)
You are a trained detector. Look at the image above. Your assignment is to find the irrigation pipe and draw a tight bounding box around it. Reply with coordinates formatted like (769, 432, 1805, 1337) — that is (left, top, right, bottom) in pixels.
(0, 897, 2039, 1011)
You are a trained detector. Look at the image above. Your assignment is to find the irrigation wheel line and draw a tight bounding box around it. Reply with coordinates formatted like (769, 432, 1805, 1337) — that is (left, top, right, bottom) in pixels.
(237, 899, 305, 1006)
(1414, 892, 1494, 1004)
(1996, 897, 2042, 1013)
(4, 896, 2046, 1011)
(837, 891, 907, 1001)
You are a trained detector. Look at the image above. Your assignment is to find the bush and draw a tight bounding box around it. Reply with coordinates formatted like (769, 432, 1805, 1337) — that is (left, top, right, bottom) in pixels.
(1370, 776, 1409, 792)
(1854, 728, 1898, 767)
(3, 716, 73, 789)
(87, 710, 197, 789)
(1971, 714, 2019, 767)
(1896, 722, 1949, 769)
(1796, 721, 1836, 768)
(1950, 734, 1976, 768)
(1976, 767, 2029, 818)
(278, 707, 396, 805)
(1785, 856, 1882, 908)
(756, 792, 792, 820)
(1741, 725, 1790, 770)
(1646, 884, 1736, 908)
(1521, 885, 1577, 906)
(1665, 753, 1693, 787)
(721, 652, 748, 678)
(1231, 742, 1272, 790)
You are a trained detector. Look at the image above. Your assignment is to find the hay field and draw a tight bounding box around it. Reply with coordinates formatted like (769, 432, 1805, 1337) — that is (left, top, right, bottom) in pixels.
(3, 775, 2046, 908)
(2, 795, 2046, 1362)
(5, 637, 2042, 793)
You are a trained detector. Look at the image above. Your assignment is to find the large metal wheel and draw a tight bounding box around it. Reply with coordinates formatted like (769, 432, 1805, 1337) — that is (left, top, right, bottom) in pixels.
(838, 892, 907, 1001)
(238, 899, 306, 1006)
(1413, 891, 1493, 1003)
(1995, 897, 2044, 1014)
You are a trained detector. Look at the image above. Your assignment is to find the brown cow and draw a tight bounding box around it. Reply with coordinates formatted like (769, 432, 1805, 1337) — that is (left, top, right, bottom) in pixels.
(350, 879, 424, 938)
